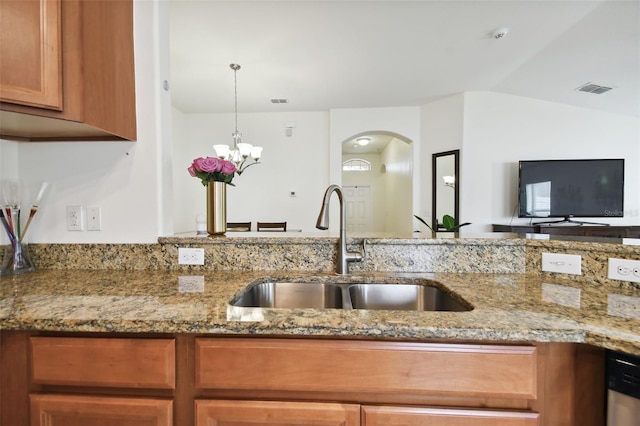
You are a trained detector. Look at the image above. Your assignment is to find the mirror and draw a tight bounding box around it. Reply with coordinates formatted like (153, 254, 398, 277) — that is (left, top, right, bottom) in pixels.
(432, 150, 459, 231)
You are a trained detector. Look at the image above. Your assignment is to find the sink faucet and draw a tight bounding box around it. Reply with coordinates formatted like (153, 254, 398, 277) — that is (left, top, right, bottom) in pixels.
(316, 184, 365, 274)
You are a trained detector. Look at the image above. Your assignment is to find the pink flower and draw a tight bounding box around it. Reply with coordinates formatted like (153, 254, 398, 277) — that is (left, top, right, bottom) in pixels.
(221, 160, 237, 175)
(189, 156, 237, 186)
(193, 157, 222, 173)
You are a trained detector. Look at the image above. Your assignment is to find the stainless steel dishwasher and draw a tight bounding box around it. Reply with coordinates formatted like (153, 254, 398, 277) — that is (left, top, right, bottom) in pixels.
(607, 350, 640, 426)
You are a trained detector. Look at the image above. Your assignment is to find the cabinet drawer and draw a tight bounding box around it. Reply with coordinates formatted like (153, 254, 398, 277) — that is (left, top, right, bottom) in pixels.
(30, 337, 175, 389)
(196, 338, 537, 399)
(362, 405, 539, 426)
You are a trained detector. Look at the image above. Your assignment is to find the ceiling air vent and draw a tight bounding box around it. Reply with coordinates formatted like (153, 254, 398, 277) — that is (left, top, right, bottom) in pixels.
(576, 82, 613, 94)
(270, 98, 288, 104)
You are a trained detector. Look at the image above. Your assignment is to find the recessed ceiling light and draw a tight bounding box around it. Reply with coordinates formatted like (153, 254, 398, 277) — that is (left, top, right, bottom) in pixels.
(356, 137, 371, 146)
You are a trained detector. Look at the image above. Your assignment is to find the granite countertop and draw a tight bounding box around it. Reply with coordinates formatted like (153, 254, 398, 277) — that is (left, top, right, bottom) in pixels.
(1, 268, 639, 355)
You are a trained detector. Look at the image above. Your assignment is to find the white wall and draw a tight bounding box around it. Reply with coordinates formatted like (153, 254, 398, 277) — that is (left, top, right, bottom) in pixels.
(0, 140, 18, 244)
(172, 111, 329, 233)
(420, 94, 464, 227)
(381, 138, 413, 234)
(461, 91, 640, 232)
(0, 0, 171, 244)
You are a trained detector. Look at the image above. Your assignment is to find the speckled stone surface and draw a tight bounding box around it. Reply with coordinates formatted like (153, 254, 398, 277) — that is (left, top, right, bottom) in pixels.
(16, 233, 527, 273)
(1, 268, 639, 355)
(2, 234, 639, 355)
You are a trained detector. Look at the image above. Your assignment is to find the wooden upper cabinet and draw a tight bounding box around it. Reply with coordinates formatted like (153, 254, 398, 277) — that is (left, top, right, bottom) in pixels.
(0, 0, 137, 141)
(0, 0, 62, 110)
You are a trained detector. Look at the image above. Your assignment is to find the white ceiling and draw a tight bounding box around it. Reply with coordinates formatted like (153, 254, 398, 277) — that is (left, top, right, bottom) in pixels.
(169, 0, 639, 120)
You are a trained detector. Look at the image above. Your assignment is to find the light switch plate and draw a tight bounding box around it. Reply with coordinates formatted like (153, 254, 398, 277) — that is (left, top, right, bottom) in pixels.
(541, 252, 582, 275)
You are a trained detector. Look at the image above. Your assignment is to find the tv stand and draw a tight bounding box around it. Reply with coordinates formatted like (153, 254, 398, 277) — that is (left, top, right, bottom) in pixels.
(534, 216, 610, 226)
(492, 224, 640, 238)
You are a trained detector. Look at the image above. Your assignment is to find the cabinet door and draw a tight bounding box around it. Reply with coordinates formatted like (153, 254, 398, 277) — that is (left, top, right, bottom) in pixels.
(30, 394, 172, 426)
(0, 0, 62, 109)
(362, 405, 539, 426)
(196, 400, 360, 426)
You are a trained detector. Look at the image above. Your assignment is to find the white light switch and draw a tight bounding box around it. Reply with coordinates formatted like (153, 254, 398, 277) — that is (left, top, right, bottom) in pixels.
(541, 252, 582, 275)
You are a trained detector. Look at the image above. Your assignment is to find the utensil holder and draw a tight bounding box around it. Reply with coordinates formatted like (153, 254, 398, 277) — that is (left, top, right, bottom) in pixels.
(1, 240, 35, 275)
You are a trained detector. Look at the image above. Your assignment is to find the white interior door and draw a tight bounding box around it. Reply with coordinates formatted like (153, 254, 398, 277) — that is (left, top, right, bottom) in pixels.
(344, 186, 372, 233)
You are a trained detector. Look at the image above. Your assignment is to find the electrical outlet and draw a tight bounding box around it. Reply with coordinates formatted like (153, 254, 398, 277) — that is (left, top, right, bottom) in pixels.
(608, 258, 640, 283)
(66, 206, 84, 231)
(541, 252, 582, 275)
(178, 248, 205, 265)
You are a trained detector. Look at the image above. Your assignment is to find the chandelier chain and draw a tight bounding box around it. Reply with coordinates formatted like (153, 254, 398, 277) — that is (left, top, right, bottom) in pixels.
(233, 65, 239, 135)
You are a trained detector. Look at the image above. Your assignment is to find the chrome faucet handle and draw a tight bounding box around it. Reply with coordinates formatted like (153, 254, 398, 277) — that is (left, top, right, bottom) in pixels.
(347, 239, 367, 263)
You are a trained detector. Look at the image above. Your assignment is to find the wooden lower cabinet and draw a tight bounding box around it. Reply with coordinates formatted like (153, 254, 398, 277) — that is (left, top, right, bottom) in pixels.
(195, 400, 360, 426)
(0, 332, 605, 426)
(30, 394, 172, 426)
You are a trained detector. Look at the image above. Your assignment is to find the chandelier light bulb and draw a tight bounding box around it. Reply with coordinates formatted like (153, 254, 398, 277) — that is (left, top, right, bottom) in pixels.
(237, 143, 253, 159)
(213, 144, 231, 160)
(251, 146, 263, 160)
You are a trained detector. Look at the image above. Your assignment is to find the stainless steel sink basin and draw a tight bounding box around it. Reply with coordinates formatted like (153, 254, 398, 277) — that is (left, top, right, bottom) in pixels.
(230, 282, 344, 309)
(231, 281, 472, 312)
(348, 283, 469, 311)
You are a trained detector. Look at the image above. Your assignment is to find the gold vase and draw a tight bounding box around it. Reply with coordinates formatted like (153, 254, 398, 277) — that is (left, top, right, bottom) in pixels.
(206, 181, 227, 235)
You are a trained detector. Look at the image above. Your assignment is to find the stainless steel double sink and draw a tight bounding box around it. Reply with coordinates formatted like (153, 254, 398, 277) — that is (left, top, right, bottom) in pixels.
(230, 281, 472, 312)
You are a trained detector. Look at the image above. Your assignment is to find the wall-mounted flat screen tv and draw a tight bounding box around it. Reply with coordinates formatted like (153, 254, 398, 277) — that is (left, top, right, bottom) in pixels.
(518, 159, 624, 221)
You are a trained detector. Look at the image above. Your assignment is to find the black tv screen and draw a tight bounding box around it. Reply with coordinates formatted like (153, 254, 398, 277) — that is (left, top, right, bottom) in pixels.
(518, 159, 624, 219)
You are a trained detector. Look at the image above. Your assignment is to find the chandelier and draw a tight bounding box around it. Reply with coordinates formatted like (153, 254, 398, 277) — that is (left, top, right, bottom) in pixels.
(213, 64, 263, 175)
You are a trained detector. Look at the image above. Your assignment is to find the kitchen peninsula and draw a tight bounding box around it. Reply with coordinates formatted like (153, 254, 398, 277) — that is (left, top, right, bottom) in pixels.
(1, 234, 639, 425)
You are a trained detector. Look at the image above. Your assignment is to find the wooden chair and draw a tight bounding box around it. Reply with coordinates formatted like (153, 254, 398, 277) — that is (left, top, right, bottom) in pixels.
(226, 222, 252, 232)
(257, 221, 287, 232)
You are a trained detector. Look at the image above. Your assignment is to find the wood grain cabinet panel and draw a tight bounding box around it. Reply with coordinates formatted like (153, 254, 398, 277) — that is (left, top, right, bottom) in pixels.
(361, 405, 539, 426)
(0, 0, 136, 141)
(30, 394, 172, 426)
(0, 0, 62, 110)
(195, 399, 360, 426)
(30, 336, 175, 389)
(196, 338, 537, 399)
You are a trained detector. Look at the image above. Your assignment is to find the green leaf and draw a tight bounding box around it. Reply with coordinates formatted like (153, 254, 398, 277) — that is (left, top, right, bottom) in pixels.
(442, 214, 456, 230)
(413, 215, 433, 232)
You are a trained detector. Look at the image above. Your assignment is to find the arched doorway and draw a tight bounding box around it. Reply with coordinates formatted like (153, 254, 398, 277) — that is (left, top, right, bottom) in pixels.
(341, 132, 413, 234)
